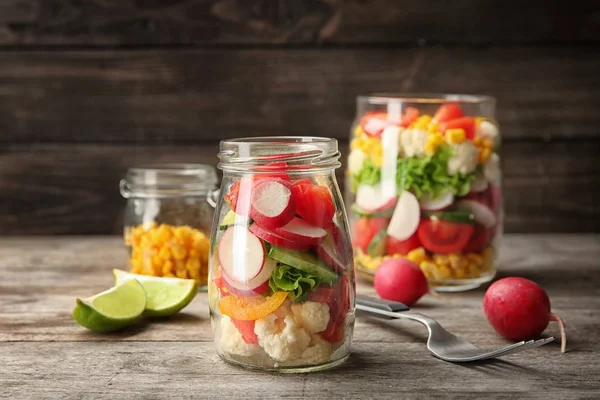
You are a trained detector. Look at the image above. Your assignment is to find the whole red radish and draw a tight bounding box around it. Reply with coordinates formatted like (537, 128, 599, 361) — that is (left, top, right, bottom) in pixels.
(483, 277, 566, 352)
(374, 258, 430, 306)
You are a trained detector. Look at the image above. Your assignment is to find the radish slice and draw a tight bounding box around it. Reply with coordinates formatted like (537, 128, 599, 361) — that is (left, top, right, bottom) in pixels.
(316, 241, 347, 272)
(470, 172, 489, 193)
(387, 191, 420, 241)
(455, 199, 497, 228)
(221, 258, 276, 296)
(218, 226, 265, 283)
(355, 183, 397, 212)
(419, 189, 454, 211)
(273, 217, 327, 246)
(250, 179, 295, 229)
(249, 223, 312, 251)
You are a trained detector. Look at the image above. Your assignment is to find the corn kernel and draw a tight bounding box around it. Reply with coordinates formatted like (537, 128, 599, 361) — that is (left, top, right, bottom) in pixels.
(433, 265, 452, 280)
(482, 139, 494, 149)
(411, 115, 432, 130)
(467, 253, 484, 266)
(173, 226, 191, 243)
(424, 141, 438, 156)
(371, 153, 383, 167)
(156, 224, 172, 242)
(467, 262, 480, 277)
(186, 257, 200, 274)
(350, 138, 360, 150)
(162, 260, 174, 276)
(407, 247, 427, 264)
(175, 269, 188, 279)
(448, 253, 468, 270)
(427, 121, 440, 134)
(171, 245, 187, 260)
(453, 266, 467, 279)
(475, 117, 486, 124)
(158, 246, 172, 261)
(479, 147, 492, 163)
(433, 254, 449, 265)
(445, 128, 466, 144)
(354, 125, 364, 137)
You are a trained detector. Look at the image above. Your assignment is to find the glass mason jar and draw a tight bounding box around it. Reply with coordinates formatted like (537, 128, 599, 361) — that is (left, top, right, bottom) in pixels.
(345, 94, 502, 292)
(120, 163, 218, 288)
(208, 137, 356, 373)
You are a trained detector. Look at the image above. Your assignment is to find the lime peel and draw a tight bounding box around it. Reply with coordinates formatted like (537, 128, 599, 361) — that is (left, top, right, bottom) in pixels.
(112, 269, 198, 317)
(72, 279, 146, 333)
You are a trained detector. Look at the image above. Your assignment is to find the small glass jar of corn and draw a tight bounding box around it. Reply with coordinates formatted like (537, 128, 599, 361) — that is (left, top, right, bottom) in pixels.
(120, 163, 218, 288)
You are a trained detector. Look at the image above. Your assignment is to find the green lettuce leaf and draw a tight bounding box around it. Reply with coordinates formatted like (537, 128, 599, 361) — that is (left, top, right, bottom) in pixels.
(268, 263, 322, 302)
(351, 144, 475, 200)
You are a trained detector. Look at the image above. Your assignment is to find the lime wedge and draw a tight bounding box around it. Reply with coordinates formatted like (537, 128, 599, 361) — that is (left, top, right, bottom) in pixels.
(73, 279, 146, 332)
(113, 269, 198, 317)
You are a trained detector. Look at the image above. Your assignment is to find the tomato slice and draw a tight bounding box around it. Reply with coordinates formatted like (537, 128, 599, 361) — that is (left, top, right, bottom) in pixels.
(218, 291, 289, 321)
(400, 107, 420, 127)
(417, 219, 474, 254)
(230, 318, 259, 344)
(439, 117, 476, 139)
(433, 103, 464, 123)
(321, 275, 351, 343)
(351, 217, 389, 253)
(292, 179, 335, 228)
(385, 231, 421, 255)
(463, 224, 489, 253)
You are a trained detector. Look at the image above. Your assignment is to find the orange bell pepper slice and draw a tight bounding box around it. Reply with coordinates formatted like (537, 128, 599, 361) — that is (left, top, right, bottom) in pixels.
(218, 291, 289, 321)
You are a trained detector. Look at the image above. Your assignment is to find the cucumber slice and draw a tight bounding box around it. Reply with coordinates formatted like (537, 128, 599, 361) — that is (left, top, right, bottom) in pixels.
(351, 203, 394, 219)
(268, 246, 338, 284)
(367, 229, 386, 257)
(423, 210, 475, 224)
(219, 210, 250, 230)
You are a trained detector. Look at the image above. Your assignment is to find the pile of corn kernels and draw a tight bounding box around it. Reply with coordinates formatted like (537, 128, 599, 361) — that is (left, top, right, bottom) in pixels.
(355, 246, 494, 281)
(124, 223, 210, 285)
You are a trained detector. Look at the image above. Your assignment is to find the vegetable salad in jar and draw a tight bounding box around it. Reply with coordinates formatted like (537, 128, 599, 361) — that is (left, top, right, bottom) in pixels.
(209, 137, 355, 372)
(346, 95, 502, 291)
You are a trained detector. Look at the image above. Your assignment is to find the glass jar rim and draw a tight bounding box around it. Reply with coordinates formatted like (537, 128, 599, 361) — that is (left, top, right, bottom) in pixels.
(357, 93, 496, 105)
(218, 136, 341, 174)
(120, 163, 218, 199)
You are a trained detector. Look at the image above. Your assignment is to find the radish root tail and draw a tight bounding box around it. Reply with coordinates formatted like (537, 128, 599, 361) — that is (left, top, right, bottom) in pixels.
(550, 313, 567, 353)
(428, 289, 451, 302)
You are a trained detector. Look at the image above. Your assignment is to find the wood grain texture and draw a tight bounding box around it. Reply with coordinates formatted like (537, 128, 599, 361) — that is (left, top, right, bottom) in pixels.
(1, 46, 599, 144)
(0, 140, 598, 235)
(0, 0, 598, 46)
(1, 235, 599, 399)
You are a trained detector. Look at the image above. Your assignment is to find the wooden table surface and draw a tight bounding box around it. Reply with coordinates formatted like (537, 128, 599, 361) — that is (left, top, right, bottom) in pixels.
(1, 235, 599, 399)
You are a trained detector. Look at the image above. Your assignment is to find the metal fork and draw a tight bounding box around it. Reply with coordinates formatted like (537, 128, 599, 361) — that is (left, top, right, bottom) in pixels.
(356, 296, 554, 362)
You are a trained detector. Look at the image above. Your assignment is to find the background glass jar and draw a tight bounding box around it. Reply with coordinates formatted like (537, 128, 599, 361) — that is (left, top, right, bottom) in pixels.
(208, 136, 355, 373)
(345, 94, 502, 292)
(120, 163, 218, 288)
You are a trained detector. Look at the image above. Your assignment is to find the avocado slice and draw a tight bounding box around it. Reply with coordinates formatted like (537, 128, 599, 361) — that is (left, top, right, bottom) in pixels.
(351, 203, 395, 219)
(367, 229, 387, 257)
(423, 210, 475, 224)
(268, 246, 338, 284)
(218, 210, 250, 230)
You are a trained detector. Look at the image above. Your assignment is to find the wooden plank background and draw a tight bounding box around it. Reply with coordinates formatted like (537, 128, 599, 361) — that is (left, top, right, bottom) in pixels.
(0, 0, 599, 234)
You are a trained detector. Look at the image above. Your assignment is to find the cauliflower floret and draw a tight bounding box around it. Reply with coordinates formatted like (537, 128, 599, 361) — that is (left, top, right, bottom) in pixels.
(254, 314, 311, 362)
(347, 149, 368, 175)
(399, 128, 429, 158)
(447, 141, 479, 175)
(220, 316, 261, 357)
(285, 334, 333, 366)
(476, 120, 500, 146)
(291, 301, 330, 334)
(484, 153, 501, 184)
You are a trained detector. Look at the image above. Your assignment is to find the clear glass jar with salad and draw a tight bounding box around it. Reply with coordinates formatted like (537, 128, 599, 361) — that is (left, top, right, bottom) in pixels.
(346, 94, 502, 292)
(208, 137, 355, 372)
